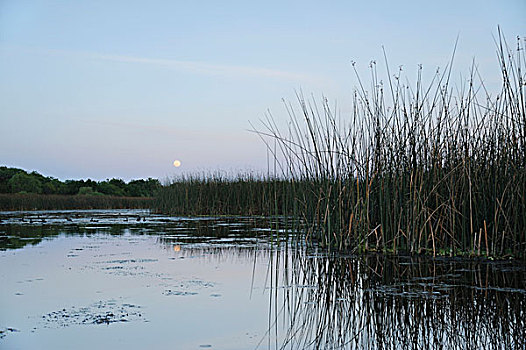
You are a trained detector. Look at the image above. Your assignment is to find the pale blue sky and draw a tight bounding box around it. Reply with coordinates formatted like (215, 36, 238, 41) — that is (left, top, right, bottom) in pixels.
(1, 0, 524, 181)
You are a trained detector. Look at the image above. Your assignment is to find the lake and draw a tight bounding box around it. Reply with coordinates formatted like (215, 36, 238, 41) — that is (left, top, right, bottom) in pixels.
(1, 209, 525, 349)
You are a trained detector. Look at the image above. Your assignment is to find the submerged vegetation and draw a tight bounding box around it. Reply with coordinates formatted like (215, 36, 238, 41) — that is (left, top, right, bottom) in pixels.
(157, 34, 525, 259)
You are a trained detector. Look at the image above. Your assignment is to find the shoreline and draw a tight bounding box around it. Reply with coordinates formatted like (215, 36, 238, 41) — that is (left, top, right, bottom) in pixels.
(0, 193, 154, 211)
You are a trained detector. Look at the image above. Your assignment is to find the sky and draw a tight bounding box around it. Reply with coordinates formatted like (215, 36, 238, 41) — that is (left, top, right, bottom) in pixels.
(1, 0, 524, 181)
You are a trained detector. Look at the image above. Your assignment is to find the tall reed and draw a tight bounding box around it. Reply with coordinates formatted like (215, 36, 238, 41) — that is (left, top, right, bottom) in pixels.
(154, 172, 295, 217)
(155, 34, 525, 258)
(256, 33, 525, 258)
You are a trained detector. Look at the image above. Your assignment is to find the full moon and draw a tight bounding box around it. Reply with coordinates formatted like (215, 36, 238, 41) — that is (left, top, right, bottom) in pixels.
(173, 160, 181, 167)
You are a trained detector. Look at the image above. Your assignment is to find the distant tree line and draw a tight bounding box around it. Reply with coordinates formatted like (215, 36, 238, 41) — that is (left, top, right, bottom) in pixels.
(0, 166, 161, 197)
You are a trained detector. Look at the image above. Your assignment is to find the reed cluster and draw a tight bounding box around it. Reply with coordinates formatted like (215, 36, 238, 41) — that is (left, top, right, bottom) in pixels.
(157, 34, 525, 258)
(257, 34, 525, 258)
(154, 172, 296, 216)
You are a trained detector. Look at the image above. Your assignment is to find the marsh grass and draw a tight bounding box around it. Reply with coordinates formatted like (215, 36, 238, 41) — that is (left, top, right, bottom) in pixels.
(155, 172, 295, 216)
(255, 33, 525, 259)
(156, 33, 525, 259)
(0, 193, 154, 211)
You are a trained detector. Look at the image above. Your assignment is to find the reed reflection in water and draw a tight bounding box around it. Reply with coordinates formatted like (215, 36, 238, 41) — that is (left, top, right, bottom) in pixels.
(1, 210, 524, 349)
(266, 249, 525, 350)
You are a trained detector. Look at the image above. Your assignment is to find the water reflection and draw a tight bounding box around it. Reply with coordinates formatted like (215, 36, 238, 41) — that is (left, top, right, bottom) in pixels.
(268, 250, 526, 349)
(0, 210, 524, 349)
(0, 209, 290, 251)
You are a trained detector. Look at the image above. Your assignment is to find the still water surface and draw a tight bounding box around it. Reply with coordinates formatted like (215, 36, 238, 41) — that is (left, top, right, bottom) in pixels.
(1, 209, 524, 349)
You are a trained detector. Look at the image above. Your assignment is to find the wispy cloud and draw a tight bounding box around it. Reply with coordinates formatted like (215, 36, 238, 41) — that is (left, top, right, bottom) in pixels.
(93, 53, 322, 84)
(75, 117, 253, 141)
(1, 45, 330, 85)
(77, 118, 180, 135)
